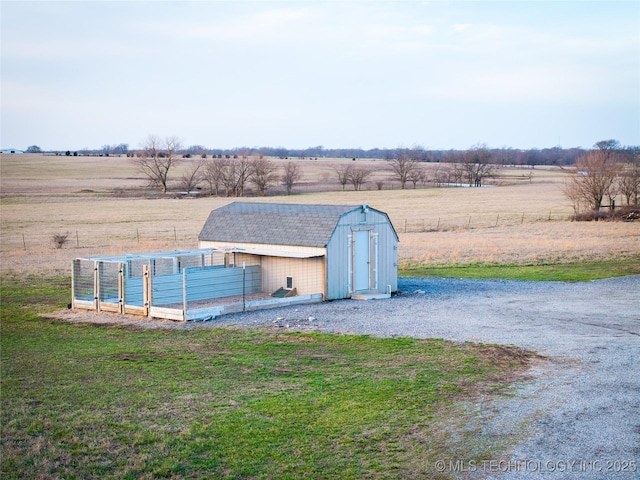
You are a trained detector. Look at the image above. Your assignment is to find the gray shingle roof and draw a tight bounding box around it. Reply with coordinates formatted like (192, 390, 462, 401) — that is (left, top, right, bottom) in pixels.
(198, 202, 362, 248)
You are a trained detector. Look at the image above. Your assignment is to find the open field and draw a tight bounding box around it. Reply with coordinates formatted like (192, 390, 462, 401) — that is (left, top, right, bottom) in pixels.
(1, 155, 637, 478)
(1, 153, 638, 275)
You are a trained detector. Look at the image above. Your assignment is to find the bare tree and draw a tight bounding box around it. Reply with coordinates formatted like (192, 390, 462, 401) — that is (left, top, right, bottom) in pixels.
(186, 144, 208, 158)
(348, 167, 372, 191)
(407, 166, 427, 188)
(594, 139, 621, 159)
(459, 144, 497, 187)
(134, 135, 182, 193)
(202, 157, 227, 196)
(389, 150, 419, 189)
(223, 156, 252, 197)
(618, 160, 640, 206)
(564, 149, 620, 214)
(334, 164, 353, 191)
(433, 163, 451, 186)
(281, 161, 302, 195)
(180, 160, 204, 195)
(249, 157, 278, 196)
(113, 143, 129, 156)
(202, 156, 251, 197)
(563, 175, 587, 216)
(606, 171, 621, 209)
(445, 155, 464, 185)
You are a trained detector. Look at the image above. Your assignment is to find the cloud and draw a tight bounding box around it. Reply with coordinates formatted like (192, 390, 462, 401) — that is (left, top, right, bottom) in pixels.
(2, 1, 638, 150)
(139, 6, 320, 44)
(4, 39, 149, 62)
(2, 80, 110, 114)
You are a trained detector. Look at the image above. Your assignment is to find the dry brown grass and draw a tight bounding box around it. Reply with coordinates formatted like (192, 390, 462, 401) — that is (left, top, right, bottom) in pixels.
(1, 153, 638, 275)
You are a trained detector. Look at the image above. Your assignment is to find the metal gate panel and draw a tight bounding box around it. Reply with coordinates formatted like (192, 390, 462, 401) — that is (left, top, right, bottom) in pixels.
(98, 261, 122, 313)
(72, 259, 97, 309)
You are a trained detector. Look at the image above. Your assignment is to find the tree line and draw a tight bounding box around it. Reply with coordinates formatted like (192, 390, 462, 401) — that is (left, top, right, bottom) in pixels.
(25, 136, 639, 214)
(171, 143, 640, 168)
(131, 136, 639, 207)
(132, 136, 508, 195)
(26, 141, 639, 168)
(132, 135, 303, 196)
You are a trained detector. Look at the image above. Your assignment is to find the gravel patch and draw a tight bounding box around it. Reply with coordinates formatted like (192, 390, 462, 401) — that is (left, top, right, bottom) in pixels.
(54, 275, 640, 479)
(199, 275, 640, 479)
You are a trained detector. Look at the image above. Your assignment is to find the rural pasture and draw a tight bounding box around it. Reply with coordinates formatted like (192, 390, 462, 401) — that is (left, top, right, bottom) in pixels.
(2, 154, 639, 479)
(1, 153, 638, 275)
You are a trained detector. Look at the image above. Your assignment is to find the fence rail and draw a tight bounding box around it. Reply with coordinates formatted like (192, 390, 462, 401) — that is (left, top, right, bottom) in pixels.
(398, 212, 566, 233)
(1, 226, 200, 252)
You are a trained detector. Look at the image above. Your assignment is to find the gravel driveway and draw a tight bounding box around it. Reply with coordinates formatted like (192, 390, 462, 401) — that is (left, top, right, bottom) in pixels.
(207, 275, 640, 479)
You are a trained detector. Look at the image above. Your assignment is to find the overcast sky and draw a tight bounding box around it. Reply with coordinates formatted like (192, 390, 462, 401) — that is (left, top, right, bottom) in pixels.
(1, 0, 638, 152)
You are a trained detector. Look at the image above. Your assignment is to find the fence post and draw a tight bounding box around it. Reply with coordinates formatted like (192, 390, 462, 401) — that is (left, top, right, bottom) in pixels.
(242, 262, 246, 312)
(182, 268, 188, 321)
(94, 261, 100, 311)
(118, 262, 125, 315)
(143, 264, 150, 317)
(71, 260, 76, 309)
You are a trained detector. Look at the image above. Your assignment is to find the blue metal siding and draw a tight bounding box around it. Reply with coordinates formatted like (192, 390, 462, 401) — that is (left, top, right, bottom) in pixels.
(186, 266, 260, 301)
(124, 278, 144, 306)
(151, 274, 184, 305)
(150, 266, 261, 306)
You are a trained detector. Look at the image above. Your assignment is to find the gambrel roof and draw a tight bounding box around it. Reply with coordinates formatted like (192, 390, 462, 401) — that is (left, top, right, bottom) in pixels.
(199, 202, 369, 248)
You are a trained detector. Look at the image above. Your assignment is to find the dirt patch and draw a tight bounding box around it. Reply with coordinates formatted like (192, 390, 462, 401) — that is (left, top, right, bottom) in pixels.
(467, 344, 549, 399)
(474, 343, 544, 371)
(42, 309, 185, 329)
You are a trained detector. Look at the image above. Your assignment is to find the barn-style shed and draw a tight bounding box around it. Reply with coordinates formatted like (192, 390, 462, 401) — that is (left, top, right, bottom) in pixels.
(198, 202, 399, 300)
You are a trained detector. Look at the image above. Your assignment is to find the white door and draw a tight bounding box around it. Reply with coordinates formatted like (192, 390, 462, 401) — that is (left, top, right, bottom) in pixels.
(354, 230, 370, 291)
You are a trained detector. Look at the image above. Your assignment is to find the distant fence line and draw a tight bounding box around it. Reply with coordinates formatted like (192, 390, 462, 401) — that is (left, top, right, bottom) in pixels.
(2, 212, 568, 253)
(2, 226, 200, 252)
(398, 211, 565, 233)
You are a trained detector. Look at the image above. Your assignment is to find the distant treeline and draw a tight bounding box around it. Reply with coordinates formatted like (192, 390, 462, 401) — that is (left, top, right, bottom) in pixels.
(38, 142, 640, 166)
(206, 144, 640, 166)
(208, 146, 589, 166)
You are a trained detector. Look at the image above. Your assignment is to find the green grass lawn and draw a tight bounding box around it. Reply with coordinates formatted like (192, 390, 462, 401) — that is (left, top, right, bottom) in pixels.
(400, 257, 640, 282)
(1, 275, 536, 479)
